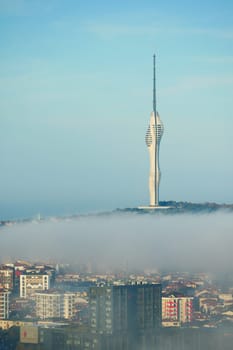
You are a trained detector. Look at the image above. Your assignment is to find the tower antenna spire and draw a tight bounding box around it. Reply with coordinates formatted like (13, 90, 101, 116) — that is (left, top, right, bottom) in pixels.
(153, 54, 156, 114)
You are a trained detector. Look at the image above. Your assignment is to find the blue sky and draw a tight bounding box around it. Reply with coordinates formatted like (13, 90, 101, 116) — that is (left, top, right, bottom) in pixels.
(0, 0, 233, 219)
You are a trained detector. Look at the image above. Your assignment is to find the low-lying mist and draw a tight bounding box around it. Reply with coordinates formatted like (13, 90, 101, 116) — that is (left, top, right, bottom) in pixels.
(0, 212, 232, 273)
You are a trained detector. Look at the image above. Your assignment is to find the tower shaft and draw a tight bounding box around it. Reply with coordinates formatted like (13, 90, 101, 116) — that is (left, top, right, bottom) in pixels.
(145, 55, 164, 206)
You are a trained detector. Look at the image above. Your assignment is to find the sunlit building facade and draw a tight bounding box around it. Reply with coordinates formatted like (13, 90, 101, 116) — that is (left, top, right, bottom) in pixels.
(20, 273, 50, 298)
(162, 296, 193, 324)
(0, 290, 10, 319)
(0, 265, 14, 291)
(35, 291, 76, 320)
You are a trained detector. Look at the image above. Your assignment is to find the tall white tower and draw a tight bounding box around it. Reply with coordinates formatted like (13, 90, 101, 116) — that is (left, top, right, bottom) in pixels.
(145, 55, 164, 207)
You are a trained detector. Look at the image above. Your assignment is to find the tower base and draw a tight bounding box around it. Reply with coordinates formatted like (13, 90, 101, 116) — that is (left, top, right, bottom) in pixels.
(138, 205, 171, 210)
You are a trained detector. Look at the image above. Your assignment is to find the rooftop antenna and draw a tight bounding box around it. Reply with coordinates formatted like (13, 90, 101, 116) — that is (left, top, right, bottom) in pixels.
(153, 54, 156, 114)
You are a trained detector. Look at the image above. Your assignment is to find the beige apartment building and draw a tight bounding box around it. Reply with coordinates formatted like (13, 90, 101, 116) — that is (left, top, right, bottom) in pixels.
(35, 291, 76, 320)
(0, 266, 14, 290)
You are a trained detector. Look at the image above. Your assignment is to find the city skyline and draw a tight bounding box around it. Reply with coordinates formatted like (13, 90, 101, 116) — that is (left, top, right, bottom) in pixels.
(2, 259, 233, 349)
(0, 3, 232, 349)
(0, 0, 233, 219)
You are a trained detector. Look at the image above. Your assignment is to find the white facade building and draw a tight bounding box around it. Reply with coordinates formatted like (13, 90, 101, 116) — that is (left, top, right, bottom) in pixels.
(20, 274, 50, 298)
(35, 291, 76, 320)
(0, 290, 10, 319)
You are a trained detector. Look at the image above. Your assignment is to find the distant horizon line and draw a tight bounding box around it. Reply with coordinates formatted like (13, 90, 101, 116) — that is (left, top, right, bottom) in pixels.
(1, 200, 232, 224)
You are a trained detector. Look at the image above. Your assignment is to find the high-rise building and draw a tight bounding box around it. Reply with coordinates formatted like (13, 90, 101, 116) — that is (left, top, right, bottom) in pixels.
(89, 283, 161, 335)
(0, 289, 10, 319)
(140, 55, 164, 208)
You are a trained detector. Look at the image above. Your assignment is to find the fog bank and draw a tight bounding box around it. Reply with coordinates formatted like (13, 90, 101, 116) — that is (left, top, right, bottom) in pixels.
(0, 212, 232, 272)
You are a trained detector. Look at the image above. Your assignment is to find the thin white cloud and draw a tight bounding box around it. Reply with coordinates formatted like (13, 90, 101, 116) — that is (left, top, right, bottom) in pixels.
(162, 74, 233, 96)
(83, 19, 233, 41)
(83, 22, 160, 39)
(189, 27, 233, 39)
(192, 55, 233, 64)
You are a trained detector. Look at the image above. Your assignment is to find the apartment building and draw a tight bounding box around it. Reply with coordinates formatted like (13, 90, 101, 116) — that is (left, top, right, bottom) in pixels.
(20, 273, 50, 298)
(35, 291, 76, 320)
(0, 289, 10, 319)
(162, 295, 193, 324)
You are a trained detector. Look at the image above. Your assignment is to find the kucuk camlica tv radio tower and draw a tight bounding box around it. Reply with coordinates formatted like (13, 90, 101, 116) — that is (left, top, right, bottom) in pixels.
(139, 55, 168, 209)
